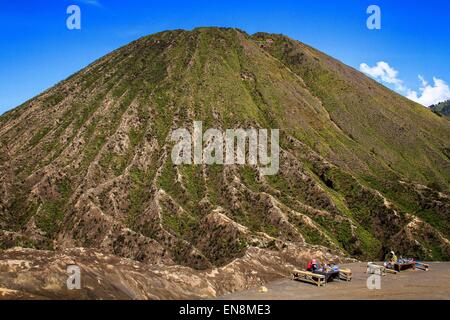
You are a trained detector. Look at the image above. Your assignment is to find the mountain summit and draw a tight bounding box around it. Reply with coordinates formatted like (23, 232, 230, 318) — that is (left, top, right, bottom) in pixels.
(1, 28, 449, 280)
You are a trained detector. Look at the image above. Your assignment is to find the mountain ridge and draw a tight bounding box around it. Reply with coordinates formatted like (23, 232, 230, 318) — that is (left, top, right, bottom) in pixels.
(431, 100, 450, 118)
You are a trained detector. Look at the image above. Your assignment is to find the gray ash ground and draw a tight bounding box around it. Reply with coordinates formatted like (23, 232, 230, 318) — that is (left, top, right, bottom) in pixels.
(220, 262, 450, 300)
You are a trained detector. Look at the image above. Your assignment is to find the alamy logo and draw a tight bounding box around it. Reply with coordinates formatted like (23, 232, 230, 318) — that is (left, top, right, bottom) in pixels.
(66, 5, 81, 30)
(66, 265, 81, 290)
(170, 121, 280, 176)
(366, 5, 381, 30)
(367, 274, 381, 290)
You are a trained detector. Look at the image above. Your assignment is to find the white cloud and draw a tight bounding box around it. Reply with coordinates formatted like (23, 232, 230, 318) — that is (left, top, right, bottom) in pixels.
(406, 76, 450, 107)
(359, 61, 406, 92)
(359, 61, 450, 107)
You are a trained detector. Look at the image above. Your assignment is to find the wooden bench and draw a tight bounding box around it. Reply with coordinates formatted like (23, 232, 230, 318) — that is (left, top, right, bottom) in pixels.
(385, 267, 398, 274)
(339, 267, 353, 281)
(292, 269, 326, 287)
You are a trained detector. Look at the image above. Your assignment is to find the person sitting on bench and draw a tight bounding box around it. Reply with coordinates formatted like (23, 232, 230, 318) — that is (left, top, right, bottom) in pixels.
(384, 250, 398, 269)
(307, 259, 320, 272)
(389, 251, 398, 263)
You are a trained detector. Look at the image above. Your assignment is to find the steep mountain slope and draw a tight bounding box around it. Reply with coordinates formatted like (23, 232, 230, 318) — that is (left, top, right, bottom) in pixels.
(0, 27, 449, 280)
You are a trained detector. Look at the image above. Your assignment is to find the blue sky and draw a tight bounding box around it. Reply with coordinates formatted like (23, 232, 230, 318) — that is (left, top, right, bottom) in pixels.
(1, 0, 449, 114)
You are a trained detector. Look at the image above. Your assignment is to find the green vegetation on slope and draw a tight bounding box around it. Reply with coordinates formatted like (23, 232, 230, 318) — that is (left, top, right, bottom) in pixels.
(0, 28, 448, 265)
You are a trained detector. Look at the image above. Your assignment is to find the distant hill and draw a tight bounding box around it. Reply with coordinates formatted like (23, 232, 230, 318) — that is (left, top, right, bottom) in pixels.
(430, 100, 450, 117)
